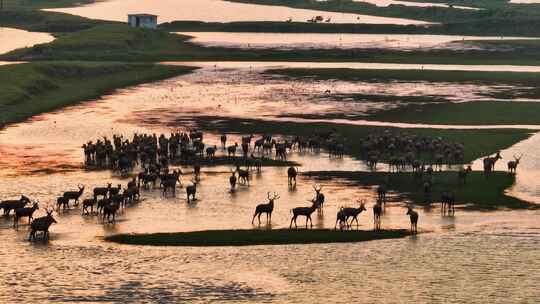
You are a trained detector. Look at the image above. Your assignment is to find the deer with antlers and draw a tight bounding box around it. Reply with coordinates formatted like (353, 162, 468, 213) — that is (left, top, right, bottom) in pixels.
(14, 201, 39, 228)
(252, 192, 279, 225)
(186, 180, 198, 203)
(407, 207, 419, 234)
(313, 185, 325, 212)
(29, 207, 57, 241)
(63, 184, 85, 206)
(290, 198, 319, 229)
(1, 195, 30, 215)
(342, 200, 367, 229)
(507, 154, 522, 174)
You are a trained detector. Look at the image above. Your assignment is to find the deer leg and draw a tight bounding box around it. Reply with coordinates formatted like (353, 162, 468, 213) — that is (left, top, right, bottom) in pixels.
(251, 213, 257, 224)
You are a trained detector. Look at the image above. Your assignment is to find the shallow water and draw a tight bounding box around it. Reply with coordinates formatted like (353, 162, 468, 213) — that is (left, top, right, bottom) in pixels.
(353, 0, 479, 10)
(0, 27, 54, 55)
(181, 32, 533, 51)
(1, 64, 540, 303)
(46, 0, 430, 24)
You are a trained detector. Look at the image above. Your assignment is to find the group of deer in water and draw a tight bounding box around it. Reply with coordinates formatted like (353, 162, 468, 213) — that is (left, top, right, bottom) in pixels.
(1, 128, 524, 241)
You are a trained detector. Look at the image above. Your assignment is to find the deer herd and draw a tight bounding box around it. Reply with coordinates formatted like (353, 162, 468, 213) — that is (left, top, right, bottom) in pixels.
(0, 129, 525, 242)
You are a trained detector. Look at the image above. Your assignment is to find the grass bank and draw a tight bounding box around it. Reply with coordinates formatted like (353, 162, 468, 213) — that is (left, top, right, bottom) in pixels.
(0, 62, 197, 128)
(304, 171, 533, 210)
(105, 228, 410, 246)
(183, 116, 532, 163)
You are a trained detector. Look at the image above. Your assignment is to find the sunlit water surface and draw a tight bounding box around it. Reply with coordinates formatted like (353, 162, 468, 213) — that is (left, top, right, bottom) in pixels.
(0, 27, 54, 55)
(181, 32, 535, 51)
(1, 65, 539, 303)
(46, 0, 430, 24)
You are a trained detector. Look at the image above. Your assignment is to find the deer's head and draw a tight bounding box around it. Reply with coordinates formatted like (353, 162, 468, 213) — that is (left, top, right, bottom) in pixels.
(267, 192, 280, 203)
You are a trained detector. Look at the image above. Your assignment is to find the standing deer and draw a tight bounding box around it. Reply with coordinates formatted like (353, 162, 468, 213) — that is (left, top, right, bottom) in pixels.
(287, 166, 297, 185)
(377, 184, 387, 202)
(342, 201, 367, 228)
(221, 134, 227, 148)
(236, 166, 250, 186)
(108, 184, 122, 197)
(29, 208, 57, 241)
(252, 192, 279, 225)
(483, 151, 502, 176)
(458, 165, 472, 184)
(229, 171, 237, 190)
(507, 154, 522, 174)
(407, 207, 419, 234)
(335, 207, 347, 230)
(441, 191, 456, 214)
(373, 202, 382, 231)
(14, 201, 39, 227)
(93, 183, 111, 201)
(1, 195, 30, 215)
(227, 143, 238, 157)
(313, 185, 325, 211)
(102, 201, 120, 223)
(289, 199, 319, 229)
(186, 180, 198, 203)
(63, 184, 85, 206)
(82, 198, 96, 215)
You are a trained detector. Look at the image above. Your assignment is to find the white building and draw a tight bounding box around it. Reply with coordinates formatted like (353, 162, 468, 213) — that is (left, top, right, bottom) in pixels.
(127, 14, 158, 29)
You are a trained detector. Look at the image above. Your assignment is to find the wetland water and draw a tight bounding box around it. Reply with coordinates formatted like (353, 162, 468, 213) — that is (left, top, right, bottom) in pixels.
(181, 32, 535, 51)
(1, 64, 540, 303)
(46, 0, 430, 24)
(0, 27, 54, 55)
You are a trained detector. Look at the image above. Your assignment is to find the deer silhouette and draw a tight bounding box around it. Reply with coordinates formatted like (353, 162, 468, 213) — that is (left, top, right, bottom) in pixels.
(407, 207, 419, 234)
(342, 200, 367, 228)
(373, 202, 382, 231)
(29, 208, 56, 241)
(335, 207, 347, 230)
(287, 166, 297, 185)
(236, 166, 250, 186)
(102, 201, 120, 223)
(1, 195, 30, 215)
(93, 183, 111, 201)
(507, 154, 522, 174)
(14, 201, 39, 227)
(290, 199, 319, 229)
(82, 198, 96, 215)
(229, 171, 237, 190)
(483, 151, 502, 176)
(252, 192, 279, 225)
(186, 180, 198, 203)
(313, 185, 325, 211)
(63, 184, 85, 206)
(458, 165, 472, 184)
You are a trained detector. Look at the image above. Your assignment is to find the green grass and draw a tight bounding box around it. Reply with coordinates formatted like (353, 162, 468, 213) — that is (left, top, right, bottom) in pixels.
(0, 62, 197, 127)
(105, 228, 410, 246)
(0, 9, 105, 33)
(304, 171, 533, 210)
(368, 101, 540, 125)
(186, 116, 532, 163)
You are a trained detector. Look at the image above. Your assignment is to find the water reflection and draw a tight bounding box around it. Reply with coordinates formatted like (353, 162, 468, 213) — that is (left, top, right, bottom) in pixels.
(0, 27, 54, 55)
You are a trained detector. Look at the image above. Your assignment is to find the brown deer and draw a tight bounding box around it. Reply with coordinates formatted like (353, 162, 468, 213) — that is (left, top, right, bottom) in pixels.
(102, 201, 120, 223)
(289, 199, 318, 229)
(252, 192, 279, 225)
(93, 183, 111, 201)
(236, 166, 250, 186)
(287, 166, 297, 185)
(108, 184, 122, 197)
(458, 165, 472, 184)
(1, 195, 30, 215)
(313, 185, 325, 211)
(483, 151, 502, 176)
(186, 180, 198, 203)
(14, 201, 39, 227)
(227, 143, 238, 157)
(97, 198, 111, 214)
(63, 184, 85, 206)
(507, 154, 522, 174)
(82, 198, 96, 215)
(342, 201, 367, 228)
(335, 207, 347, 230)
(407, 207, 419, 234)
(373, 202, 382, 231)
(56, 196, 69, 210)
(29, 208, 57, 241)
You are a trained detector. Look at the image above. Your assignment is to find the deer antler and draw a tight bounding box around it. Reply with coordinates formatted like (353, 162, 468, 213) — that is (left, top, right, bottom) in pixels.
(273, 192, 280, 200)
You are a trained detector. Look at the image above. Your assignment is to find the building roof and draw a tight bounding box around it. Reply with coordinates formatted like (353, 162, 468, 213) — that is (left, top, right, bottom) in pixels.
(128, 13, 158, 18)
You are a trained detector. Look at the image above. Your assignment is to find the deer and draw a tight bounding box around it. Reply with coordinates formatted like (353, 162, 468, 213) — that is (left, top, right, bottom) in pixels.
(335, 207, 348, 230)
(441, 191, 456, 214)
(229, 171, 237, 190)
(407, 207, 419, 234)
(227, 143, 238, 157)
(483, 151, 502, 176)
(102, 201, 120, 223)
(236, 166, 250, 186)
(252, 192, 279, 225)
(56, 196, 69, 210)
(1, 195, 30, 215)
(290, 198, 319, 229)
(14, 201, 39, 227)
(313, 185, 325, 212)
(97, 198, 111, 214)
(29, 208, 57, 242)
(342, 200, 367, 228)
(377, 184, 387, 203)
(373, 201, 382, 231)
(93, 183, 111, 201)
(186, 180, 198, 203)
(287, 166, 297, 185)
(82, 198, 96, 215)
(63, 184, 85, 206)
(108, 184, 122, 197)
(220, 134, 227, 148)
(458, 165, 472, 184)
(206, 145, 217, 159)
(507, 154, 522, 174)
